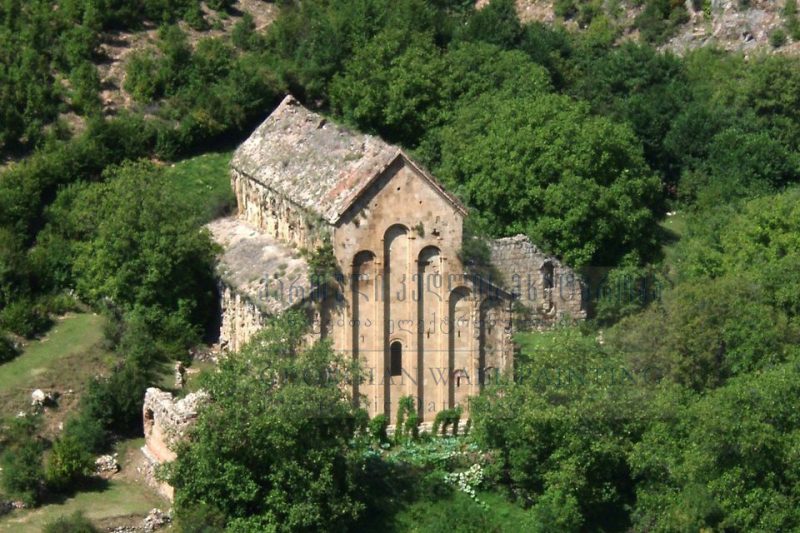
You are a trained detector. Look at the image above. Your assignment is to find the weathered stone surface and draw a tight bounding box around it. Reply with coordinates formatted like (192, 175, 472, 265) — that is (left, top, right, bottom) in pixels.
(141, 388, 209, 500)
(490, 235, 586, 327)
(207, 216, 310, 351)
(231, 95, 404, 225)
(142, 508, 171, 532)
(95, 453, 120, 475)
(30, 389, 46, 407)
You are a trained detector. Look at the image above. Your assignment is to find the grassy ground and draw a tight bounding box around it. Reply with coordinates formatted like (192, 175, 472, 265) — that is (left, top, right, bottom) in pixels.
(0, 313, 113, 420)
(0, 438, 166, 532)
(162, 150, 235, 223)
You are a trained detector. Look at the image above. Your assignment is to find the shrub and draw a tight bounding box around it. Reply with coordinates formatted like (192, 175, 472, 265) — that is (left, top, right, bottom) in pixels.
(368, 414, 389, 444)
(175, 503, 226, 533)
(0, 416, 45, 506)
(554, 0, 578, 19)
(0, 299, 52, 338)
(232, 13, 259, 50)
(63, 413, 108, 454)
(770, 28, 788, 48)
(40, 293, 81, 316)
(124, 49, 165, 102)
(432, 407, 462, 436)
(0, 333, 18, 364)
(43, 511, 98, 533)
(45, 435, 94, 492)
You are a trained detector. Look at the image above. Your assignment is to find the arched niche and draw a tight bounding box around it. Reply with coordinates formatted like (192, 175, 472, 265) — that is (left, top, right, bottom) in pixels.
(448, 286, 472, 409)
(479, 297, 504, 390)
(417, 246, 441, 416)
(383, 225, 409, 419)
(351, 250, 376, 405)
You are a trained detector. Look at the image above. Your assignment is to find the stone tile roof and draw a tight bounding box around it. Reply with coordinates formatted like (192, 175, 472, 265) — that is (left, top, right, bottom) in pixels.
(231, 94, 466, 224)
(207, 216, 309, 314)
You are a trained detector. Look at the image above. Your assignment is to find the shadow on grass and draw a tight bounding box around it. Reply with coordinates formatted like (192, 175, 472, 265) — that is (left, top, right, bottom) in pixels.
(40, 476, 111, 506)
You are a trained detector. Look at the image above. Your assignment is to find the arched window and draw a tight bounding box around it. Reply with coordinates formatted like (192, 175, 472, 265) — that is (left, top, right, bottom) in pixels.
(390, 341, 402, 376)
(542, 261, 554, 290)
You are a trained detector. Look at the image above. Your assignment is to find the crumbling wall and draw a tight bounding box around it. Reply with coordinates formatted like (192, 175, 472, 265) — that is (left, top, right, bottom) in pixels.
(141, 388, 209, 500)
(232, 168, 330, 251)
(219, 283, 268, 353)
(490, 235, 586, 328)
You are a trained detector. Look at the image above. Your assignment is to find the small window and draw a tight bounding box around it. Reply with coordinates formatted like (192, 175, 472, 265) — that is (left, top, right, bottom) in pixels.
(390, 341, 402, 376)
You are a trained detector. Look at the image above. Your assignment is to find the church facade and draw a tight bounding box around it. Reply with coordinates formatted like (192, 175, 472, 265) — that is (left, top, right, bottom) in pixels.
(209, 95, 585, 424)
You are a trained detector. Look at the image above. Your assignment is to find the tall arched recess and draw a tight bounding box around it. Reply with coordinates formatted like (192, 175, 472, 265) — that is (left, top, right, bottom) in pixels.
(351, 250, 376, 407)
(383, 225, 408, 421)
(417, 246, 441, 417)
(448, 286, 472, 410)
(479, 297, 503, 391)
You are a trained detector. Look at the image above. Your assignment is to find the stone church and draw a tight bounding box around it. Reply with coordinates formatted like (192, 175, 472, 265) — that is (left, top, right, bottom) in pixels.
(207, 95, 586, 424)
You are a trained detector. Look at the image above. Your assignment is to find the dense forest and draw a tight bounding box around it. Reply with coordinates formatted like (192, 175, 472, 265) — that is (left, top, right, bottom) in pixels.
(2, 0, 800, 531)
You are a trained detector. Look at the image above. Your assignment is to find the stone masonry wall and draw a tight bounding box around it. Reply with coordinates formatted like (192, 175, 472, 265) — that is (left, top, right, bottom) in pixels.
(232, 168, 330, 252)
(142, 388, 209, 500)
(219, 282, 268, 353)
(490, 235, 586, 328)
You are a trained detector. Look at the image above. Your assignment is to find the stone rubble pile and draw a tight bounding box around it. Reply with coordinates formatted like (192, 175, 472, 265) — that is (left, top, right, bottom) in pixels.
(95, 453, 120, 474)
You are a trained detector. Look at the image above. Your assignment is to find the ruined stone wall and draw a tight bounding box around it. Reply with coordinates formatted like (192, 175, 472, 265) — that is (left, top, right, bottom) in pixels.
(219, 282, 268, 353)
(490, 235, 586, 328)
(142, 388, 209, 500)
(232, 168, 331, 251)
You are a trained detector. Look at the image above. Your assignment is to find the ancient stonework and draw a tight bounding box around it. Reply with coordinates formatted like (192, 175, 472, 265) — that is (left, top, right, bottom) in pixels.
(208, 94, 585, 425)
(490, 234, 586, 328)
(141, 388, 208, 500)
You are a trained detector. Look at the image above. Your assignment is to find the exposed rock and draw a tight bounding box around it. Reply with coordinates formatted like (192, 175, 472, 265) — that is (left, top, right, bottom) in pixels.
(174, 361, 186, 389)
(30, 389, 46, 407)
(95, 453, 120, 475)
(142, 508, 171, 532)
(31, 389, 59, 408)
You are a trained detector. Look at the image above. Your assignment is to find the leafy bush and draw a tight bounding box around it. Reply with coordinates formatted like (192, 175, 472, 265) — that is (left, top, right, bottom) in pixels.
(0, 332, 18, 364)
(43, 511, 98, 533)
(770, 28, 788, 48)
(0, 416, 45, 506)
(169, 312, 363, 530)
(635, 0, 689, 44)
(368, 414, 389, 444)
(0, 299, 51, 338)
(45, 435, 94, 492)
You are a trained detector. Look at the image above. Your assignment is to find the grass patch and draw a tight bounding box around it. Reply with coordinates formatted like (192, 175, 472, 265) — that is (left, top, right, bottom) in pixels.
(0, 313, 113, 418)
(0, 436, 166, 532)
(0, 479, 162, 532)
(162, 150, 235, 223)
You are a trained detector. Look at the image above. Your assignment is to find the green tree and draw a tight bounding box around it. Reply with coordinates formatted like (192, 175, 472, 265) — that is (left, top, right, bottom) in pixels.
(433, 93, 663, 267)
(64, 161, 216, 326)
(169, 311, 364, 531)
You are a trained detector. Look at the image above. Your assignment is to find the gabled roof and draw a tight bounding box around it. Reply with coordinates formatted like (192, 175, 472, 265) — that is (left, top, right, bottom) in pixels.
(231, 95, 466, 224)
